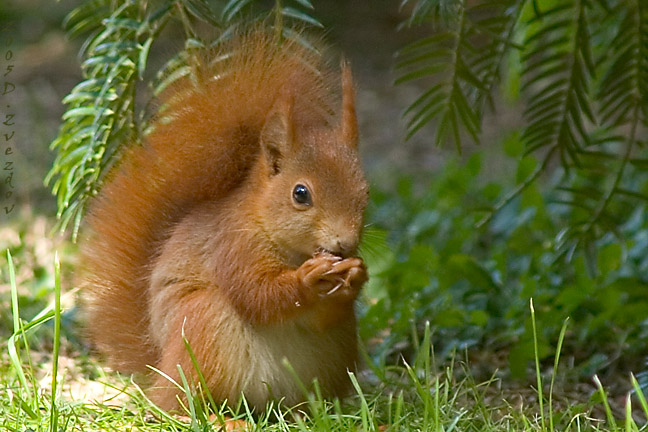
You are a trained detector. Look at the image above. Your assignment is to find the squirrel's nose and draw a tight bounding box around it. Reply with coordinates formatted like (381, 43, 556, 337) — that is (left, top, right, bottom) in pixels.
(336, 240, 351, 257)
(322, 222, 360, 257)
(330, 237, 358, 258)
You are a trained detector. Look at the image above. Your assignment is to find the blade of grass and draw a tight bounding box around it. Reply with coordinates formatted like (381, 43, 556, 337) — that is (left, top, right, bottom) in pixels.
(49, 253, 62, 432)
(394, 391, 405, 429)
(349, 371, 371, 432)
(624, 393, 634, 432)
(146, 364, 183, 391)
(8, 250, 19, 335)
(11, 392, 38, 420)
(417, 321, 434, 429)
(282, 358, 311, 399)
(309, 378, 334, 430)
(177, 364, 200, 432)
(630, 373, 648, 420)
(530, 298, 546, 432)
(6, 249, 35, 418)
(181, 319, 219, 416)
(594, 374, 618, 431)
(549, 318, 569, 432)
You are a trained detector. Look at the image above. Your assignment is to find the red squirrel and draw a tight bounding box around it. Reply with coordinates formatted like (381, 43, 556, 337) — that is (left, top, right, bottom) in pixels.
(80, 29, 369, 411)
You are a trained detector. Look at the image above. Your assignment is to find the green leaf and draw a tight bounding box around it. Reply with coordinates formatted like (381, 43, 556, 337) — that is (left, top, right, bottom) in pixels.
(138, 37, 154, 78)
(503, 130, 523, 157)
(222, 0, 255, 23)
(292, 0, 315, 9)
(62, 90, 117, 104)
(154, 65, 192, 96)
(63, 0, 111, 38)
(183, 0, 221, 28)
(516, 155, 537, 184)
(447, 254, 499, 291)
(101, 18, 141, 31)
(62, 106, 109, 120)
(470, 310, 489, 327)
(394, 64, 448, 85)
(281, 6, 323, 28)
(597, 243, 622, 279)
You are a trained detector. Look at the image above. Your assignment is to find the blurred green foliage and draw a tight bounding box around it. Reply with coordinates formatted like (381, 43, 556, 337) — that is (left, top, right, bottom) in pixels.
(0, 214, 77, 344)
(361, 138, 648, 379)
(397, 0, 648, 263)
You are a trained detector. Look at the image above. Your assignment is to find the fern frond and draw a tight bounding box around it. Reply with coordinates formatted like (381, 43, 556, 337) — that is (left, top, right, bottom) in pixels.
(397, 0, 524, 149)
(567, 0, 648, 247)
(466, 0, 525, 112)
(219, 0, 322, 52)
(520, 0, 595, 165)
(162, 0, 322, 97)
(597, 0, 648, 128)
(221, 0, 321, 27)
(62, 0, 111, 41)
(398, 0, 472, 148)
(47, 1, 172, 238)
(401, 0, 463, 27)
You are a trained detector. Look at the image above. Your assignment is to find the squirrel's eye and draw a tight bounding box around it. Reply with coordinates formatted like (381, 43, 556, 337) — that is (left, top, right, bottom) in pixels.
(292, 184, 312, 206)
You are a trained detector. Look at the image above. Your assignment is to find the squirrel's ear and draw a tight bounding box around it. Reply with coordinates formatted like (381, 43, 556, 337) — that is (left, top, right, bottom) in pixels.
(260, 93, 294, 175)
(339, 60, 358, 149)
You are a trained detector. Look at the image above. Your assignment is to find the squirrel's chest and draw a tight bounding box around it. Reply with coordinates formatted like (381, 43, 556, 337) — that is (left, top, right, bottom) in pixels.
(219, 314, 357, 409)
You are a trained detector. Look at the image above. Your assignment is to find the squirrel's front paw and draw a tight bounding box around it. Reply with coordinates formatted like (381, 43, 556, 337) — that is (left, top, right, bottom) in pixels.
(297, 253, 367, 302)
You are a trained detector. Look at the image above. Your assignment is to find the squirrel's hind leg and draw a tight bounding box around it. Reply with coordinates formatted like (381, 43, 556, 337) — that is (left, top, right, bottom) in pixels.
(147, 287, 236, 412)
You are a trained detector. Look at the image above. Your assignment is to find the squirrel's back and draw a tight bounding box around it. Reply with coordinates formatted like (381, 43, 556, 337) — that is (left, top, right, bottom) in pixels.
(81, 30, 341, 372)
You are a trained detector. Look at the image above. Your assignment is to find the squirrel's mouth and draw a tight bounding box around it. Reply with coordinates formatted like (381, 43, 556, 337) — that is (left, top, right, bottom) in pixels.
(315, 247, 337, 256)
(315, 247, 350, 260)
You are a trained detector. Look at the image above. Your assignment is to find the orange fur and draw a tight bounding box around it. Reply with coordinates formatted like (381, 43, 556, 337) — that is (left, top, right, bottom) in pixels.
(80, 29, 369, 411)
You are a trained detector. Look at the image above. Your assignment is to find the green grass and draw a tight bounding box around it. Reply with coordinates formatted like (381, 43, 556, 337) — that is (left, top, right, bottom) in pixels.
(1, 238, 648, 431)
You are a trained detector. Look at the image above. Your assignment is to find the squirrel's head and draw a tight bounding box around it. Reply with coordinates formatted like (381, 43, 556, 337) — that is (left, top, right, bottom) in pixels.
(254, 63, 369, 267)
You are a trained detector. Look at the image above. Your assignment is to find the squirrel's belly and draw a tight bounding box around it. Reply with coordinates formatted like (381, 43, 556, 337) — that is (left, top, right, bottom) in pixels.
(227, 318, 357, 409)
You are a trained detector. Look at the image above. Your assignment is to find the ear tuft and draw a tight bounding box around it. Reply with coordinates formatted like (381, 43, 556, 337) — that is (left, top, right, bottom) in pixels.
(260, 93, 294, 175)
(339, 60, 358, 148)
